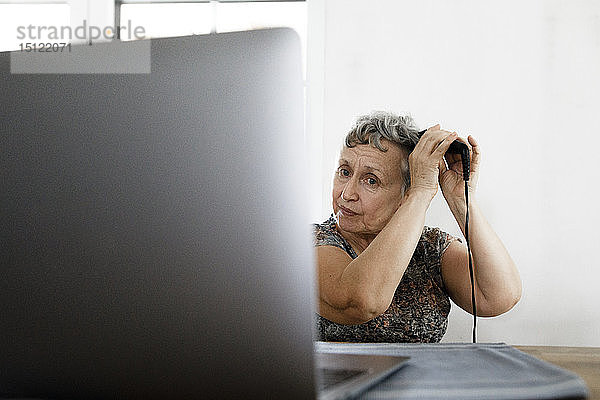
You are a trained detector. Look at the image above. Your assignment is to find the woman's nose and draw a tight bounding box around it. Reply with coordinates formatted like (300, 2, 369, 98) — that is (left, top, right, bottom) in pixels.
(341, 179, 359, 201)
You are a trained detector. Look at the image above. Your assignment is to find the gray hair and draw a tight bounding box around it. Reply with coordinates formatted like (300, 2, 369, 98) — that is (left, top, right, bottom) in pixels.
(345, 111, 421, 190)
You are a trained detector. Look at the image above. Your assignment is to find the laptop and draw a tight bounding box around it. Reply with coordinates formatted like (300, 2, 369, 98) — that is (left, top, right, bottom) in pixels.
(0, 29, 408, 399)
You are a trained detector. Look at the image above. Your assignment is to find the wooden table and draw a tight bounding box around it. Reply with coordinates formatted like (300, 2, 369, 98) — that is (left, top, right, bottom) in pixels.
(516, 346, 600, 400)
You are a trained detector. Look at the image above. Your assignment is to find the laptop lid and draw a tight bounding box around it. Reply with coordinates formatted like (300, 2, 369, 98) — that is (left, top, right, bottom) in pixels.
(0, 29, 316, 399)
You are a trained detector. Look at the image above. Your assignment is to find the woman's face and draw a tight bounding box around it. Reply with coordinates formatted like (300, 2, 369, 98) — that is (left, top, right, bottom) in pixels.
(332, 139, 407, 236)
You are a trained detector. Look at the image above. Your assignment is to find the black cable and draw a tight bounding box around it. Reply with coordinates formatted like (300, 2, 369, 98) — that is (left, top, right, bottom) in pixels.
(418, 129, 476, 342)
(465, 180, 476, 343)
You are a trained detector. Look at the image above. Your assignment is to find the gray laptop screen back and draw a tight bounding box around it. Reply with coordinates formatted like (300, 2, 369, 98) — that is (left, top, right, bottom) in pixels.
(0, 29, 316, 399)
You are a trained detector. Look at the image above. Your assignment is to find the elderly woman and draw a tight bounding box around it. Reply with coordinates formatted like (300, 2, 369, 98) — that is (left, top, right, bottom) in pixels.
(314, 111, 521, 342)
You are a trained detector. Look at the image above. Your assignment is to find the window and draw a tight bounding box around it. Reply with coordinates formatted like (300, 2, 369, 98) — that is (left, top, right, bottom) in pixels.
(119, 1, 306, 76)
(120, 3, 214, 37)
(0, 3, 70, 52)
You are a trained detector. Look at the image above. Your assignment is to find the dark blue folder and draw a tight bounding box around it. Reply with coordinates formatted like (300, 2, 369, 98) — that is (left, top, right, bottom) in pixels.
(316, 342, 589, 400)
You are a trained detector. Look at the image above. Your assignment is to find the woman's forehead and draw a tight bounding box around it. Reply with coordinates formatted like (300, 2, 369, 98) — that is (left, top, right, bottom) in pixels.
(338, 140, 406, 163)
(338, 142, 406, 174)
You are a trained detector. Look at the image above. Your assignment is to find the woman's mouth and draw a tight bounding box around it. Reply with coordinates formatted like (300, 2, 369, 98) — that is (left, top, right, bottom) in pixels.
(338, 205, 358, 216)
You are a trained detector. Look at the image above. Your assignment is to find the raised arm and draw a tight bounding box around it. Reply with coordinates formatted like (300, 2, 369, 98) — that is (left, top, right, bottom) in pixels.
(318, 126, 458, 324)
(317, 188, 433, 324)
(439, 135, 522, 316)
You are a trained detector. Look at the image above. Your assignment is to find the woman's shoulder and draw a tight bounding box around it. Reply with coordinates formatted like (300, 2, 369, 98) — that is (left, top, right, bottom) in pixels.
(313, 215, 356, 257)
(420, 226, 462, 255)
(313, 214, 343, 247)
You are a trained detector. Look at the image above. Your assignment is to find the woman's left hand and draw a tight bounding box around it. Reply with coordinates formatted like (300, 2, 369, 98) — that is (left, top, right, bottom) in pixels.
(439, 135, 480, 202)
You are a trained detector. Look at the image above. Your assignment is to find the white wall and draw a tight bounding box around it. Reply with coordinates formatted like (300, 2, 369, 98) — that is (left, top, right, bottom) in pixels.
(307, 0, 600, 346)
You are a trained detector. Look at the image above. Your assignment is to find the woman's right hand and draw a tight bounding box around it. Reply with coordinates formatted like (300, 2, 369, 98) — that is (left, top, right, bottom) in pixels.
(407, 124, 458, 198)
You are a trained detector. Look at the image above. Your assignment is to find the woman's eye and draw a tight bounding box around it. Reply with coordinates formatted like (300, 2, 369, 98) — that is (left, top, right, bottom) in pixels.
(339, 168, 350, 177)
(366, 177, 378, 185)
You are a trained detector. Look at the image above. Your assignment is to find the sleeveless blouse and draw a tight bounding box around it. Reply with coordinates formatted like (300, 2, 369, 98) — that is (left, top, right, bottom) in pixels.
(314, 215, 458, 343)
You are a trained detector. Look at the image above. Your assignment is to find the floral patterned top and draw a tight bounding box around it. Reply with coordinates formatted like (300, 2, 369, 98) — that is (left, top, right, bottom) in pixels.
(314, 215, 458, 343)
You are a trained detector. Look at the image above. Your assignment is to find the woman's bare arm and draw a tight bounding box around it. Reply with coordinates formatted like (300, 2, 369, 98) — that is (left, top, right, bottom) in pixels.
(439, 135, 521, 316)
(441, 200, 522, 316)
(318, 127, 457, 324)
(317, 188, 433, 324)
